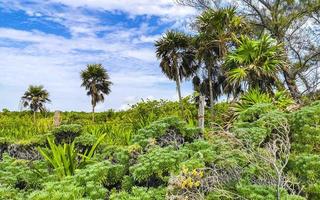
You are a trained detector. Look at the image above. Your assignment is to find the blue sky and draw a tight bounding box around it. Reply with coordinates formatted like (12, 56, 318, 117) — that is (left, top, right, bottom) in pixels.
(0, 0, 197, 111)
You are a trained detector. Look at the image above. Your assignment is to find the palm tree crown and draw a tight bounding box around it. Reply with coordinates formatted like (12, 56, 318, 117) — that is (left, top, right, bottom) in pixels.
(80, 64, 112, 121)
(155, 30, 197, 81)
(155, 30, 197, 116)
(21, 85, 51, 120)
(225, 34, 284, 93)
(193, 7, 248, 108)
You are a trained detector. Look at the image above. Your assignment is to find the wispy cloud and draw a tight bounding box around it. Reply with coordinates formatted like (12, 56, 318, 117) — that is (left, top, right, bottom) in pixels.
(0, 0, 195, 111)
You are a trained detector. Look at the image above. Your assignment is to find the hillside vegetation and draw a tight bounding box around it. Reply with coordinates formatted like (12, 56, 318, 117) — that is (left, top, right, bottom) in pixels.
(1, 97, 320, 200)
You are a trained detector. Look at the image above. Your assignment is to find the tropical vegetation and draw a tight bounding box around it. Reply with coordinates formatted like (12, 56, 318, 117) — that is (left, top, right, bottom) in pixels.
(1, 0, 320, 199)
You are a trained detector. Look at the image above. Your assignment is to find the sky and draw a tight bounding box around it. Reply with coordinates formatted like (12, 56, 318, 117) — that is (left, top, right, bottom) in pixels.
(0, 0, 197, 111)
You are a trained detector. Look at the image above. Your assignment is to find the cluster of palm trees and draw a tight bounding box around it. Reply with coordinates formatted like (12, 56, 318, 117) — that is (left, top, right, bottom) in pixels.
(21, 64, 112, 122)
(155, 7, 288, 116)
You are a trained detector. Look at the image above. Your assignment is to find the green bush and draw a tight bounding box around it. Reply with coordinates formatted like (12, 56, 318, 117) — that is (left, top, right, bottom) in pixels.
(52, 124, 82, 144)
(236, 183, 306, 200)
(132, 117, 200, 148)
(110, 186, 166, 200)
(28, 160, 125, 200)
(290, 101, 320, 153)
(0, 154, 47, 191)
(130, 146, 188, 183)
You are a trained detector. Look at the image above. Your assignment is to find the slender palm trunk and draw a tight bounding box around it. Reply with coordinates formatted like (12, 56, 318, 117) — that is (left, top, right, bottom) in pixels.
(207, 65, 214, 118)
(175, 64, 184, 117)
(198, 94, 205, 132)
(92, 105, 95, 122)
(33, 111, 36, 123)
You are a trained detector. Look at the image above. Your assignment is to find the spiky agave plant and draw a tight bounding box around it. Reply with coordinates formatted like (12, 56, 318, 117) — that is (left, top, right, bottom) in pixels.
(38, 134, 106, 178)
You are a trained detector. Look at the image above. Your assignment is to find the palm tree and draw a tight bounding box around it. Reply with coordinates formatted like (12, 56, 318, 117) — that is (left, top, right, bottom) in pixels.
(155, 30, 197, 116)
(21, 85, 51, 122)
(194, 7, 248, 113)
(225, 34, 284, 93)
(80, 64, 112, 122)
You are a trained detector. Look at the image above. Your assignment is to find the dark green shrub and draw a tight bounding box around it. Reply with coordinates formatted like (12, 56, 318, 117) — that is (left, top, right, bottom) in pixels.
(110, 186, 166, 200)
(290, 101, 320, 153)
(52, 124, 82, 144)
(0, 154, 47, 191)
(130, 146, 188, 183)
(287, 154, 320, 199)
(235, 183, 305, 200)
(233, 108, 288, 147)
(132, 117, 200, 148)
(28, 160, 125, 199)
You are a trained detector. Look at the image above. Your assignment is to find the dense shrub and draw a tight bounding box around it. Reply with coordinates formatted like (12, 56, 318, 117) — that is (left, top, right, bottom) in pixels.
(290, 101, 320, 153)
(28, 160, 125, 199)
(0, 154, 47, 190)
(130, 146, 188, 183)
(52, 124, 82, 144)
(110, 186, 166, 200)
(132, 117, 200, 148)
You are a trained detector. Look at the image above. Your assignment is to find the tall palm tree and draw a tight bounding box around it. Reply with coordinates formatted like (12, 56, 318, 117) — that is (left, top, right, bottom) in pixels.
(81, 64, 112, 122)
(155, 30, 197, 116)
(21, 85, 51, 122)
(195, 7, 248, 113)
(225, 34, 284, 93)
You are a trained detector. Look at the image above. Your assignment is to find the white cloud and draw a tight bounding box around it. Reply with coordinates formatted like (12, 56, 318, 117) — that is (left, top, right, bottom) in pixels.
(0, 27, 193, 111)
(0, 0, 195, 111)
(47, 0, 196, 18)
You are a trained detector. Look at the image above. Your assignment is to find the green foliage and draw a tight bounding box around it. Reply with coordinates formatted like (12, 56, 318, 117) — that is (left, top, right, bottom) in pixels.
(273, 90, 295, 109)
(233, 106, 288, 146)
(290, 101, 320, 153)
(52, 124, 82, 144)
(130, 146, 188, 182)
(38, 134, 105, 178)
(83, 123, 132, 145)
(110, 187, 166, 200)
(234, 89, 272, 114)
(0, 115, 52, 144)
(28, 160, 124, 200)
(236, 183, 306, 200)
(3, 98, 320, 200)
(211, 102, 231, 127)
(233, 89, 294, 117)
(37, 139, 78, 178)
(79, 133, 106, 163)
(235, 102, 276, 123)
(288, 154, 320, 199)
(0, 186, 25, 200)
(0, 154, 47, 189)
(132, 116, 200, 148)
(225, 34, 283, 93)
(21, 85, 51, 114)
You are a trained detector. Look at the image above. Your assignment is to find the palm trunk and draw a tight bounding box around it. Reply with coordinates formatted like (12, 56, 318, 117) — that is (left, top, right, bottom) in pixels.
(208, 66, 214, 118)
(92, 105, 95, 122)
(175, 64, 184, 117)
(33, 111, 36, 123)
(198, 94, 205, 132)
